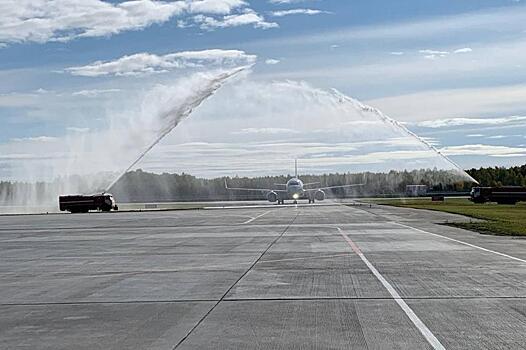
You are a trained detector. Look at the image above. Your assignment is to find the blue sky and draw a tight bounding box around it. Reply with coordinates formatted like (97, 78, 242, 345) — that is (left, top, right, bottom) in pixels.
(1, 0, 526, 180)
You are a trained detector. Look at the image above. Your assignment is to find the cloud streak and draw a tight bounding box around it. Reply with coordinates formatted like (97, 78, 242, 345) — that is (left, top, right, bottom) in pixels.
(419, 47, 472, 60)
(440, 144, 526, 157)
(268, 0, 312, 3)
(265, 58, 281, 65)
(193, 10, 278, 29)
(271, 9, 330, 17)
(71, 89, 121, 97)
(65, 49, 256, 77)
(417, 116, 526, 128)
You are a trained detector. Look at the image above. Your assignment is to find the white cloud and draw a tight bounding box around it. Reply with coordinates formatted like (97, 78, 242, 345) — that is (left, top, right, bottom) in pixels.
(454, 47, 473, 54)
(35, 88, 51, 94)
(418, 46, 473, 60)
(72, 89, 121, 97)
(419, 49, 449, 55)
(419, 49, 449, 60)
(11, 136, 58, 143)
(390, 51, 404, 55)
(0, 0, 269, 45)
(0, 0, 186, 44)
(420, 136, 441, 146)
(65, 49, 256, 77)
(232, 127, 299, 134)
(188, 0, 247, 14)
(492, 154, 526, 157)
(66, 127, 90, 133)
(417, 116, 526, 128)
(271, 9, 330, 17)
(265, 58, 281, 65)
(269, 0, 311, 3)
(193, 10, 278, 29)
(467, 134, 484, 137)
(440, 144, 526, 157)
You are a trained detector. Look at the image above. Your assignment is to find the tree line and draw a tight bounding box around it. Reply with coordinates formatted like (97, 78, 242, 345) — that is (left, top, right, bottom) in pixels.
(1, 165, 525, 204)
(106, 167, 491, 202)
(466, 165, 526, 188)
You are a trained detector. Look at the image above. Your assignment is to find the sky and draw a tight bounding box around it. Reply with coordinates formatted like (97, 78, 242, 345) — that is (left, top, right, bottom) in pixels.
(1, 0, 526, 181)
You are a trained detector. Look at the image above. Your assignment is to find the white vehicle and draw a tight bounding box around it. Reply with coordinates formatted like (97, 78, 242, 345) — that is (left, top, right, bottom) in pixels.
(225, 160, 363, 204)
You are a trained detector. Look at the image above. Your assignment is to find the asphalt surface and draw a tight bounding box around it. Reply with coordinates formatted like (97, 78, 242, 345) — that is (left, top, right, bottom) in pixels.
(1, 202, 526, 349)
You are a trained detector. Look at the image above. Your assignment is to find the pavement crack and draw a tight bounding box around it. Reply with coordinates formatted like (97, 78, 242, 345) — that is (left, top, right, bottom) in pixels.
(171, 208, 300, 349)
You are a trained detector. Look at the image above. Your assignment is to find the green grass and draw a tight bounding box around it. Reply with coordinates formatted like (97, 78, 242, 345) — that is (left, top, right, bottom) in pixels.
(365, 197, 526, 236)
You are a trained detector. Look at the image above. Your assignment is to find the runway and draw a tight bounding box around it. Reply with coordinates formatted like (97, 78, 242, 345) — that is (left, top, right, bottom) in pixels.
(1, 203, 526, 349)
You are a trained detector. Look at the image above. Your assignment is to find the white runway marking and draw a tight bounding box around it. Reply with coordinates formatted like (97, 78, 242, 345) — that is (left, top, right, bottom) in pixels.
(337, 228, 446, 350)
(393, 222, 526, 264)
(242, 210, 273, 224)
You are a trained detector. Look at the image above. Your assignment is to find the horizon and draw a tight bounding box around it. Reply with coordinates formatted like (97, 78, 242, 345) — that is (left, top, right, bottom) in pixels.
(1, 165, 521, 185)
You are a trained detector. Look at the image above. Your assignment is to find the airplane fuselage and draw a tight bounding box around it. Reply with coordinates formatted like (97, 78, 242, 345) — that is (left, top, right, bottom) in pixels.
(286, 178, 304, 200)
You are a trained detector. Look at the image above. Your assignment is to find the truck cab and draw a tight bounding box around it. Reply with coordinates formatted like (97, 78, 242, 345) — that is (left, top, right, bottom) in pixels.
(470, 187, 484, 203)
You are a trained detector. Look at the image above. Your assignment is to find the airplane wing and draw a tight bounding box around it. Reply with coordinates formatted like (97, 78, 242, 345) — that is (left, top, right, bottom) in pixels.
(304, 183, 365, 192)
(225, 180, 288, 193)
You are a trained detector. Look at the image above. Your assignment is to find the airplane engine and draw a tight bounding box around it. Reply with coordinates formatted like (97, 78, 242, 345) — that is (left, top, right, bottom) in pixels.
(267, 191, 278, 203)
(314, 190, 325, 201)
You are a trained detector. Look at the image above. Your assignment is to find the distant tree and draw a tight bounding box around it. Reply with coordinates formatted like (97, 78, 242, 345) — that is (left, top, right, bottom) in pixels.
(1, 164, 525, 204)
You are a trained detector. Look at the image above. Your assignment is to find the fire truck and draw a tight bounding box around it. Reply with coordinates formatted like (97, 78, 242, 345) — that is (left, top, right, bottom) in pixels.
(470, 186, 526, 205)
(59, 193, 119, 213)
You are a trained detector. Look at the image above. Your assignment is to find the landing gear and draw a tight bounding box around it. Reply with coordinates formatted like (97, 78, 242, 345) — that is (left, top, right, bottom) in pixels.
(308, 198, 315, 204)
(293, 200, 298, 204)
(277, 199, 285, 205)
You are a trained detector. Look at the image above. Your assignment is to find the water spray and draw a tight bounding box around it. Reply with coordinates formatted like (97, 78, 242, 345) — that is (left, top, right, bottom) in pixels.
(105, 66, 250, 192)
(331, 89, 479, 184)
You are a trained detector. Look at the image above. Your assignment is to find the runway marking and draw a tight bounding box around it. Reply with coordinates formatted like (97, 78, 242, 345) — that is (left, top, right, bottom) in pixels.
(393, 222, 526, 264)
(337, 227, 446, 350)
(242, 210, 273, 224)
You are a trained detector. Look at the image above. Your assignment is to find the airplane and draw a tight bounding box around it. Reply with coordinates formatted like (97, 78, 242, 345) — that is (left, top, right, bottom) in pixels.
(225, 160, 364, 204)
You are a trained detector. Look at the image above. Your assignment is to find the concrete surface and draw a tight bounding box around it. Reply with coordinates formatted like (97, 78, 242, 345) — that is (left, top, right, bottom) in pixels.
(0, 202, 525, 349)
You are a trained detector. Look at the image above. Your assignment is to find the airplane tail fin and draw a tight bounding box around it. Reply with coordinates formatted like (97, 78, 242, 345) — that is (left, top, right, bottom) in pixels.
(295, 159, 298, 178)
